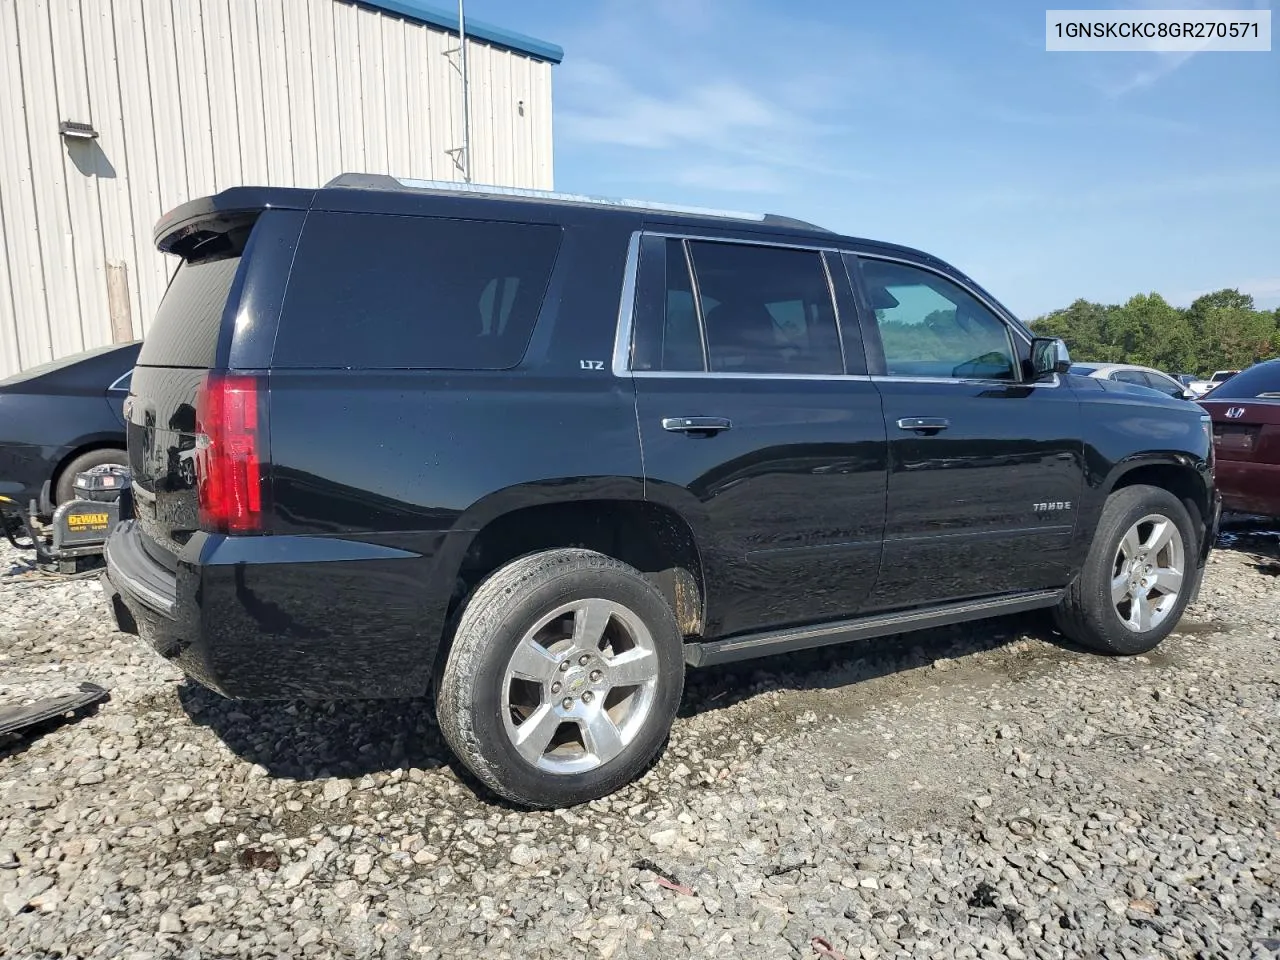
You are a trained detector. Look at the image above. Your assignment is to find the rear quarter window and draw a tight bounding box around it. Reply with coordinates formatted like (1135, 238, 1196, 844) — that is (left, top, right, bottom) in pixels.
(273, 212, 562, 370)
(137, 256, 242, 368)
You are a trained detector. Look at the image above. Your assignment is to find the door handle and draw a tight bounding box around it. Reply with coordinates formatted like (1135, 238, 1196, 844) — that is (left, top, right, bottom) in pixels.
(662, 416, 732, 436)
(896, 417, 950, 433)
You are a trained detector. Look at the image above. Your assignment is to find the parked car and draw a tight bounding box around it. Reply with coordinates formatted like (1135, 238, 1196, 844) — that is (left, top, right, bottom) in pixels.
(1198, 359, 1280, 517)
(1068, 363, 1196, 400)
(0, 342, 139, 519)
(104, 176, 1219, 807)
(1188, 369, 1239, 397)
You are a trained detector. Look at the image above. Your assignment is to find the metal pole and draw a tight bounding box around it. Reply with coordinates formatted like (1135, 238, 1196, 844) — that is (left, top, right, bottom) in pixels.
(458, 0, 471, 182)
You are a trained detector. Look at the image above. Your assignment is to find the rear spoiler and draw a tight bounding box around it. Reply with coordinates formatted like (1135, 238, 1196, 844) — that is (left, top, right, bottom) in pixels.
(154, 186, 314, 260)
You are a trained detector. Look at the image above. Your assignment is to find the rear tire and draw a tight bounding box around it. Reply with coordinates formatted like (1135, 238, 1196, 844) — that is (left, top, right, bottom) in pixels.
(1053, 484, 1195, 655)
(436, 549, 685, 808)
(54, 448, 127, 505)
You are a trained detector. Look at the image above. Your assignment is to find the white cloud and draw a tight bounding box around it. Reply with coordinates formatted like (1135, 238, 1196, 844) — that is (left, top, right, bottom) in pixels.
(559, 65, 785, 152)
(1102, 50, 1199, 97)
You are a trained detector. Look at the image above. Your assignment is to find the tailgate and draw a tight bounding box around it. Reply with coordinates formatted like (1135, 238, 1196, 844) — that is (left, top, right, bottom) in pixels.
(1203, 400, 1280, 463)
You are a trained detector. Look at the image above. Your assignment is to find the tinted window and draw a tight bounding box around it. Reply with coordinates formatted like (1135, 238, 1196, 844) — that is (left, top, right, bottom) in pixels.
(1112, 370, 1149, 386)
(138, 256, 242, 368)
(1204, 361, 1280, 399)
(1069, 364, 1099, 375)
(631, 238, 707, 372)
(1144, 372, 1184, 396)
(860, 259, 1016, 381)
(685, 241, 842, 375)
(275, 213, 561, 370)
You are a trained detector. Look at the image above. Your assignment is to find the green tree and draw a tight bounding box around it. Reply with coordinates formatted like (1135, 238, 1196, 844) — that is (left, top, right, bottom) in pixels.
(1199, 305, 1279, 369)
(1031, 299, 1112, 361)
(1023, 287, 1277, 374)
(1097, 293, 1194, 371)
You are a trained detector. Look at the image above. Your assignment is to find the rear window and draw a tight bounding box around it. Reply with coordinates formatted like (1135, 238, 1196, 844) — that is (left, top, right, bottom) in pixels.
(273, 212, 562, 370)
(137, 256, 242, 368)
(1204, 361, 1280, 400)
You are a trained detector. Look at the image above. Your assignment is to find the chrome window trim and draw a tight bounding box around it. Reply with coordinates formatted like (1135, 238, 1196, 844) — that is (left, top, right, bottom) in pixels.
(611, 231, 1048, 384)
(107, 371, 132, 393)
(870, 373, 1061, 388)
(632, 370, 875, 382)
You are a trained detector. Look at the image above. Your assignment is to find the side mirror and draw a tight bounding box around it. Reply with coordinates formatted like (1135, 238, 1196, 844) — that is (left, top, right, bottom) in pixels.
(1182, 389, 1196, 400)
(1029, 337, 1071, 380)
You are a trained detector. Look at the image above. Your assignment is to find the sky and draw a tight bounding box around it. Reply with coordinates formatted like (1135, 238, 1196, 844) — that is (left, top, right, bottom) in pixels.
(465, 0, 1279, 319)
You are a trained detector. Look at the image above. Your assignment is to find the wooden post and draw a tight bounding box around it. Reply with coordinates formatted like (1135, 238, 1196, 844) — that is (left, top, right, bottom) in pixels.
(106, 261, 133, 343)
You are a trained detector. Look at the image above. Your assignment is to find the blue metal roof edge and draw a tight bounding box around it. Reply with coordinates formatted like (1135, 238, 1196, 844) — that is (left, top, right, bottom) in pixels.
(352, 0, 564, 63)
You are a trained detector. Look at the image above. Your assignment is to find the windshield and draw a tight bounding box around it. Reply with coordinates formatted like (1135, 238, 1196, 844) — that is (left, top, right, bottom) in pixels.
(1203, 362, 1280, 400)
(1069, 364, 1098, 375)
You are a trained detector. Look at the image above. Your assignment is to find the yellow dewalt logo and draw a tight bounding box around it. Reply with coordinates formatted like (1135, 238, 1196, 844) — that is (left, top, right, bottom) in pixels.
(68, 513, 110, 529)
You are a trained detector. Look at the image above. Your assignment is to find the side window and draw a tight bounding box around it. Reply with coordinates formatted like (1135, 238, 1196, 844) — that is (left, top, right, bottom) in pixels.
(109, 371, 132, 393)
(858, 259, 1017, 381)
(686, 241, 842, 375)
(275, 213, 561, 370)
(630, 237, 705, 372)
(1112, 370, 1148, 386)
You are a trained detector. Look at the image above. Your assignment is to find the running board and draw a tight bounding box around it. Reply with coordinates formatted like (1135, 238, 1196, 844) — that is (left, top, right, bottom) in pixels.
(685, 590, 1063, 668)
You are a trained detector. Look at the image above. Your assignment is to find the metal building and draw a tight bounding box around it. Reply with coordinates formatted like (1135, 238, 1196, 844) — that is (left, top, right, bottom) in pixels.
(0, 0, 562, 378)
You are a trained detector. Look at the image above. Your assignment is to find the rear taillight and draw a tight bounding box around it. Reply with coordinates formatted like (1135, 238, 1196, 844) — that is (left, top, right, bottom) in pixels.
(195, 372, 268, 533)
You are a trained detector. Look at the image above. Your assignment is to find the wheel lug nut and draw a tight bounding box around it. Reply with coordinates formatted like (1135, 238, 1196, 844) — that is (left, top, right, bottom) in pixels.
(578, 654, 591, 667)
(582, 691, 594, 704)
(590, 670, 603, 682)
(559, 661, 570, 672)
(562, 697, 573, 709)
(551, 681, 561, 694)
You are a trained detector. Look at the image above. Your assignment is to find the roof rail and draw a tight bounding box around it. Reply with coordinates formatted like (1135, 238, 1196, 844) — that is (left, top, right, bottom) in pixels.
(323, 174, 831, 232)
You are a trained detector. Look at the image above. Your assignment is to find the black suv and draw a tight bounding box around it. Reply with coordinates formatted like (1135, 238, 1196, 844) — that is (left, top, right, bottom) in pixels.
(105, 176, 1219, 807)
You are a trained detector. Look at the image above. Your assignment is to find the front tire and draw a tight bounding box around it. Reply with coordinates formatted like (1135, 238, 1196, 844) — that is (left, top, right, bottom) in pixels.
(1053, 484, 1196, 655)
(436, 549, 685, 808)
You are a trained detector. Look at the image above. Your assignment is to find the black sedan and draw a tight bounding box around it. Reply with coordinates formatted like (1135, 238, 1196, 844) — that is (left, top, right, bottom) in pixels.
(0, 342, 139, 518)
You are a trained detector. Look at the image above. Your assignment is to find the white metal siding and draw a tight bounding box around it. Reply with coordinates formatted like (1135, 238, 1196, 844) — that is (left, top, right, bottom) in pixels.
(0, 0, 555, 377)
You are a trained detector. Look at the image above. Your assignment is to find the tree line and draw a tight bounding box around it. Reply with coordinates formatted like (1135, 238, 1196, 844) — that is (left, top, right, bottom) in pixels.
(1029, 289, 1280, 376)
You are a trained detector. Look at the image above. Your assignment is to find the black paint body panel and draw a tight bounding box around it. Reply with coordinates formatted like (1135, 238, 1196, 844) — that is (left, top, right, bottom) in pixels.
(106, 180, 1217, 699)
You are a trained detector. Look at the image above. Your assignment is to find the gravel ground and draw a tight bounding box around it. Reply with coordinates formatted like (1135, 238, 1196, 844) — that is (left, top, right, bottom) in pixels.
(1, 525, 1278, 960)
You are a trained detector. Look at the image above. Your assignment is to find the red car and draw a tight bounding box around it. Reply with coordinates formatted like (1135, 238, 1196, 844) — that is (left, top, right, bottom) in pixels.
(1199, 359, 1280, 517)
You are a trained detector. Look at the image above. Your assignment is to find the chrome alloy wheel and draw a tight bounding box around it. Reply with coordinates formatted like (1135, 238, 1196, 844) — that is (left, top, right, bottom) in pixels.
(500, 599, 660, 774)
(1111, 513, 1185, 633)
